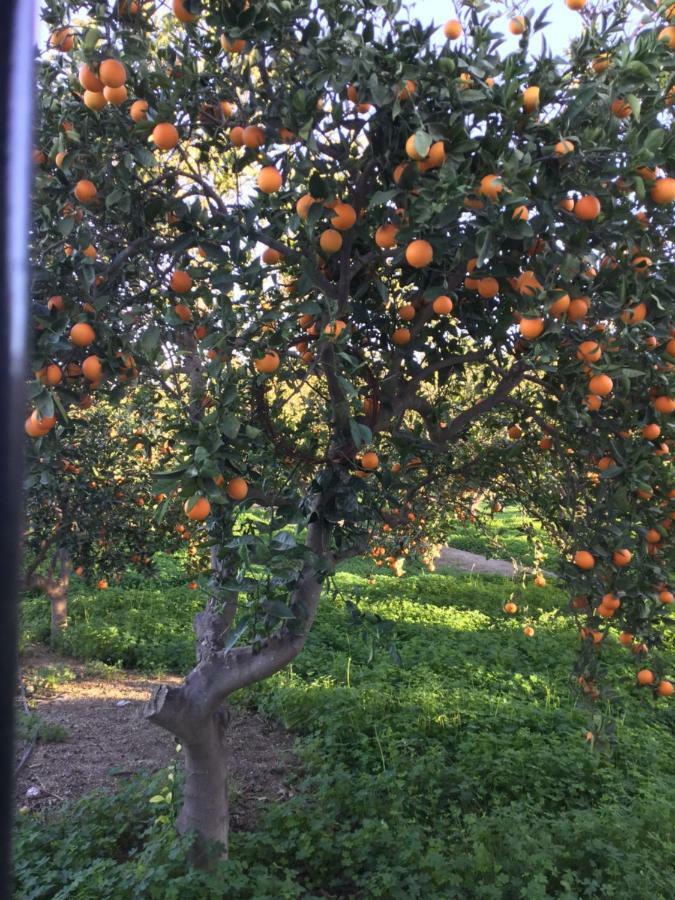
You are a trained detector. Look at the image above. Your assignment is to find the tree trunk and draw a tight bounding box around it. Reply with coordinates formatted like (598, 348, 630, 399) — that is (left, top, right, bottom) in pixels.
(177, 708, 230, 865)
(48, 581, 68, 642)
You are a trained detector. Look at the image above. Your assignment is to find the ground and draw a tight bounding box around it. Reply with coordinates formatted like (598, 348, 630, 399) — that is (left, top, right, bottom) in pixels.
(15, 645, 296, 830)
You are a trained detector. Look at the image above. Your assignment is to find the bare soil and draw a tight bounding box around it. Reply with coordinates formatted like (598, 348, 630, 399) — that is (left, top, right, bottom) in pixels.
(15, 645, 297, 830)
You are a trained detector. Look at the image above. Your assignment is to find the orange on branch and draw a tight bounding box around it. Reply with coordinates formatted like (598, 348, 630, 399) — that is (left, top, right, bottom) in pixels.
(405, 239, 433, 268)
(227, 477, 249, 501)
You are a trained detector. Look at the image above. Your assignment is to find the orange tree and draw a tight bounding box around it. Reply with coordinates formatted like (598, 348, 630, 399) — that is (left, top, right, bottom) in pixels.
(30, 0, 674, 859)
(23, 387, 200, 641)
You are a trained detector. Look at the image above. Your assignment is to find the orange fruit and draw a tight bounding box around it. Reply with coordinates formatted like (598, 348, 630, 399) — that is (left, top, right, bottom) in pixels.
(130, 99, 149, 122)
(74, 179, 97, 203)
(173, 0, 198, 23)
(519, 318, 544, 340)
(296, 194, 316, 219)
(152, 123, 179, 150)
(566, 0, 586, 8)
(658, 590, 673, 604)
(254, 351, 280, 373)
(612, 549, 632, 567)
(478, 277, 499, 299)
(47, 295, 64, 312)
(652, 395, 675, 414)
(375, 224, 398, 249)
(405, 134, 428, 161)
(184, 497, 211, 520)
(523, 626, 535, 637)
(620, 302, 647, 325)
(227, 477, 249, 501)
(503, 601, 518, 614)
(99, 59, 126, 88)
(523, 86, 540, 113)
(320, 229, 343, 254)
(577, 340, 602, 363)
(509, 16, 526, 34)
(174, 303, 192, 323)
(588, 374, 613, 396)
(479, 174, 504, 200)
(361, 452, 379, 471)
(257, 166, 282, 193)
(399, 80, 417, 101)
(642, 423, 661, 440)
(645, 529, 661, 544)
(658, 25, 675, 48)
(512, 205, 529, 221)
(432, 295, 453, 315)
(262, 247, 283, 265)
(221, 35, 246, 53)
(230, 126, 245, 147)
(405, 239, 433, 268)
(78, 63, 103, 92)
(170, 270, 193, 293)
(330, 203, 357, 230)
(636, 669, 655, 686)
(657, 680, 673, 697)
(517, 271, 543, 296)
(573, 550, 595, 570)
(82, 355, 102, 381)
(103, 84, 128, 105)
(50, 28, 75, 51)
(507, 424, 522, 439)
(392, 328, 412, 346)
(554, 140, 574, 156)
(243, 125, 265, 149)
(650, 177, 675, 204)
(398, 304, 416, 321)
(611, 98, 632, 118)
(567, 297, 590, 322)
(575, 195, 601, 220)
(83, 90, 107, 111)
(70, 322, 95, 347)
(443, 19, 463, 39)
(592, 53, 611, 73)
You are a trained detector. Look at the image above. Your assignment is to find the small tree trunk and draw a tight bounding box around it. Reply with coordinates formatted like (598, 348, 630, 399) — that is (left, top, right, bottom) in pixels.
(177, 708, 230, 865)
(49, 583, 68, 641)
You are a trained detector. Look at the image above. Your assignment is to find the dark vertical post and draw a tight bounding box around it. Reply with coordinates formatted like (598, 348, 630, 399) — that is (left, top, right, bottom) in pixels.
(0, 0, 35, 891)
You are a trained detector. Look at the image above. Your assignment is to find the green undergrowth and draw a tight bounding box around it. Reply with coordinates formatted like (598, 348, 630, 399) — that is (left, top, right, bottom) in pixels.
(442, 506, 560, 568)
(14, 566, 675, 899)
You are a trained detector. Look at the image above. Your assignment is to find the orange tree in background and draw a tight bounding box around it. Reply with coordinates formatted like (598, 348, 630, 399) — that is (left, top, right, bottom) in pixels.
(31, 0, 674, 859)
(23, 388, 203, 641)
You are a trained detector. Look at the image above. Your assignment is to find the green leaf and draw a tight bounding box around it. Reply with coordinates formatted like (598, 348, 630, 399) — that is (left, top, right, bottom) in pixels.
(626, 94, 641, 121)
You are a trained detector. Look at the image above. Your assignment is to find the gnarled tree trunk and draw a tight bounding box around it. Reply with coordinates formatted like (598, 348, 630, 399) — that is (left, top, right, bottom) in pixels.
(145, 516, 330, 866)
(28, 548, 70, 644)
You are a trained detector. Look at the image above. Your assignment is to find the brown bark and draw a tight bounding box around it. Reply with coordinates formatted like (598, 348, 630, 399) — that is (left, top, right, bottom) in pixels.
(144, 517, 330, 865)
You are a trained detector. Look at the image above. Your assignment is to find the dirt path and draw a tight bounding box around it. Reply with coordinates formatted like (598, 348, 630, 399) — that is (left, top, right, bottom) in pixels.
(15, 646, 296, 829)
(436, 547, 540, 577)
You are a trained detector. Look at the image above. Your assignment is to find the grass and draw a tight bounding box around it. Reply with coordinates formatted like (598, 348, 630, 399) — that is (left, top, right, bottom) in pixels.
(14, 562, 675, 899)
(441, 506, 560, 568)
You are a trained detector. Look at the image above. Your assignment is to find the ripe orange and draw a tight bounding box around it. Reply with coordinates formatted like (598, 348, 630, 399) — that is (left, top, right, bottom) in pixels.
(405, 239, 433, 268)
(575, 195, 601, 220)
(174, 303, 192, 323)
(79, 63, 103, 92)
(320, 229, 343, 254)
(620, 302, 647, 325)
(432, 295, 453, 315)
(227, 477, 249, 501)
(636, 669, 655, 686)
(41, 364, 63, 386)
(588, 374, 613, 396)
(230, 126, 245, 147)
(70, 322, 95, 347)
(243, 125, 265, 149)
(443, 19, 463, 40)
(47, 295, 64, 312)
(170, 270, 193, 293)
(361, 451, 379, 471)
(577, 340, 602, 363)
(642, 423, 661, 440)
(612, 548, 632, 567)
(74, 179, 97, 203)
(257, 166, 282, 193)
(130, 99, 149, 122)
(392, 328, 412, 346)
(611, 98, 632, 118)
(173, 0, 198, 22)
(650, 177, 675, 204)
(479, 174, 504, 200)
(82, 355, 102, 381)
(478, 277, 499, 299)
(405, 134, 428, 161)
(330, 203, 357, 230)
(517, 271, 543, 296)
(659, 590, 673, 604)
(50, 28, 75, 51)
(523, 86, 540, 113)
(645, 529, 661, 544)
(426, 141, 446, 168)
(221, 35, 246, 53)
(652, 395, 675, 414)
(523, 625, 535, 637)
(509, 16, 526, 35)
(567, 297, 590, 322)
(296, 194, 316, 219)
(83, 90, 107, 111)
(519, 318, 544, 340)
(508, 424, 522, 440)
(619, 631, 634, 646)
(262, 247, 283, 265)
(566, 0, 586, 8)
(503, 601, 518, 614)
(512, 205, 529, 221)
(254, 351, 280, 373)
(592, 53, 611, 73)
(398, 304, 416, 321)
(103, 85, 128, 105)
(657, 680, 673, 697)
(99, 56, 126, 87)
(375, 223, 398, 249)
(554, 140, 574, 156)
(573, 550, 595, 570)
(152, 123, 179, 150)
(184, 497, 211, 521)
(399, 80, 417, 101)
(658, 25, 675, 48)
